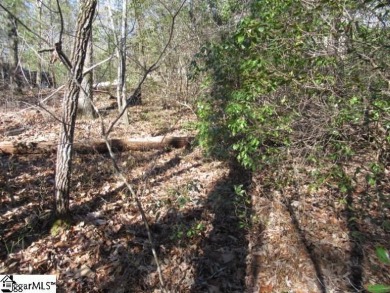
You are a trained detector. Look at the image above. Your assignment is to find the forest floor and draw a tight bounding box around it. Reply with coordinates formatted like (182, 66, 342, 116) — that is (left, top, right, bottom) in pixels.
(0, 88, 389, 292)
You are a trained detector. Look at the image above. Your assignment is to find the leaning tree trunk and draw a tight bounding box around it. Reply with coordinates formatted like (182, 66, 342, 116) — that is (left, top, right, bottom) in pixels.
(55, 0, 97, 217)
(78, 28, 95, 118)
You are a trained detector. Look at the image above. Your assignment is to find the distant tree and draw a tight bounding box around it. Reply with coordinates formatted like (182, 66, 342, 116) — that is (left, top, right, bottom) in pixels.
(0, 1, 21, 90)
(108, 0, 130, 124)
(36, 0, 43, 87)
(118, 0, 129, 124)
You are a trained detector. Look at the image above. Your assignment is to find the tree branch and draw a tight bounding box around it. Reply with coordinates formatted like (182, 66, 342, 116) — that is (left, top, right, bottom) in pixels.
(55, 0, 65, 43)
(105, 0, 188, 136)
(83, 55, 114, 76)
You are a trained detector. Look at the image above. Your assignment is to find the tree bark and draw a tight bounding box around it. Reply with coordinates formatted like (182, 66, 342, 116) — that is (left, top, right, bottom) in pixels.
(109, 0, 129, 124)
(36, 1, 42, 87)
(78, 28, 96, 118)
(54, 0, 97, 217)
(0, 136, 194, 155)
(7, 13, 20, 91)
(117, 0, 129, 124)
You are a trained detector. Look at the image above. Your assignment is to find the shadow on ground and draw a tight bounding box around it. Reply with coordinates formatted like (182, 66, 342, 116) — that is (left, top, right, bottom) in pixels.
(189, 162, 252, 292)
(87, 159, 253, 292)
(0, 154, 56, 261)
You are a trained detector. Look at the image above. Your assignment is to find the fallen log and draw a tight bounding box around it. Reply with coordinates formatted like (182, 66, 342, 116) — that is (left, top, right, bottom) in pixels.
(0, 136, 194, 155)
(93, 80, 118, 90)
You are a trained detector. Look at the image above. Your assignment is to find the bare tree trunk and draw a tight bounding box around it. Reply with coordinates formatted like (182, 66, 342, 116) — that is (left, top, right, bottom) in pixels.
(78, 28, 96, 118)
(109, 0, 129, 124)
(8, 13, 20, 91)
(54, 0, 97, 217)
(118, 0, 129, 124)
(49, 0, 56, 88)
(36, 1, 42, 87)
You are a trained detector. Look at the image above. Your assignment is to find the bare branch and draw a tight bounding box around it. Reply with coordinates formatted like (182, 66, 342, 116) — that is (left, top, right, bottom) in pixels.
(105, 0, 188, 135)
(55, 0, 65, 43)
(83, 55, 114, 76)
(101, 131, 167, 292)
(87, 96, 168, 291)
(54, 42, 72, 71)
(38, 48, 55, 53)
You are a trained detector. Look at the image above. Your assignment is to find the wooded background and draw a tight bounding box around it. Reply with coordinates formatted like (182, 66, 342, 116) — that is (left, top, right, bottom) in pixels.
(0, 1, 389, 292)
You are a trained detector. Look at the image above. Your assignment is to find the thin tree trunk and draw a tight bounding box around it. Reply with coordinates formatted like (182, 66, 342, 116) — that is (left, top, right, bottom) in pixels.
(78, 28, 96, 118)
(54, 0, 97, 217)
(49, 0, 56, 88)
(108, 0, 129, 124)
(8, 13, 20, 91)
(107, 3, 121, 109)
(119, 0, 129, 124)
(36, 1, 42, 87)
